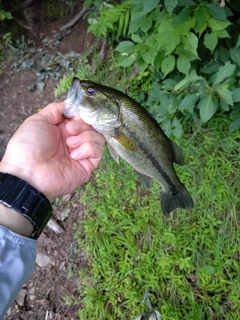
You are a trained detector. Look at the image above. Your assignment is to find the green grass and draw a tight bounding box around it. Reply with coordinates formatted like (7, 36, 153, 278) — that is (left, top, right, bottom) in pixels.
(72, 116, 240, 320)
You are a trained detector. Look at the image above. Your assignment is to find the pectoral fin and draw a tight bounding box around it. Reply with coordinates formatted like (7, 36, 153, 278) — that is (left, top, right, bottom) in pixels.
(115, 132, 137, 151)
(107, 144, 119, 163)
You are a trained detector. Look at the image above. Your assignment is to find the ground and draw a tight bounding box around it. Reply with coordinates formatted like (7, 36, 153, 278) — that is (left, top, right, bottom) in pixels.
(0, 7, 98, 320)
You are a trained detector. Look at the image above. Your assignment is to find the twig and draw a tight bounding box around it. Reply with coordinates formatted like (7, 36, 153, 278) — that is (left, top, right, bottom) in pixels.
(100, 39, 107, 60)
(60, 7, 90, 31)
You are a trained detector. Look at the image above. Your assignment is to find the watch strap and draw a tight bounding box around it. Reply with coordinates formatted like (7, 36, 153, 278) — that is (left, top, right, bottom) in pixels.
(0, 172, 52, 239)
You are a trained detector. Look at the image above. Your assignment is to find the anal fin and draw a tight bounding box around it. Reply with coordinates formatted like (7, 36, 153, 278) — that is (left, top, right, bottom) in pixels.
(135, 170, 152, 188)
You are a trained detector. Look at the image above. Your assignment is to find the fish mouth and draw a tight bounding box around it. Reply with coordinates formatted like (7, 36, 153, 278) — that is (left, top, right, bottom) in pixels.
(63, 78, 82, 118)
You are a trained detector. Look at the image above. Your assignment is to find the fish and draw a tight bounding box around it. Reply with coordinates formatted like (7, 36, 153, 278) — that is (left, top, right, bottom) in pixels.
(63, 77, 194, 215)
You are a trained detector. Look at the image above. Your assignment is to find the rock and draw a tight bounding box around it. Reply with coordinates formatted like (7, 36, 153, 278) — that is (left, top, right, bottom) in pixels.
(36, 252, 51, 268)
(15, 288, 27, 306)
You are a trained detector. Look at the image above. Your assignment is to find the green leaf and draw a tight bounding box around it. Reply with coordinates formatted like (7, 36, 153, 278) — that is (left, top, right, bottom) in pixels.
(165, 33, 180, 55)
(177, 55, 190, 75)
(142, 46, 158, 65)
(194, 7, 207, 36)
(129, 12, 146, 34)
(198, 93, 216, 123)
(178, 93, 199, 112)
(172, 116, 183, 138)
(229, 47, 240, 68)
(215, 84, 233, 106)
(164, 0, 178, 15)
(174, 17, 196, 36)
(162, 118, 172, 137)
(202, 265, 216, 275)
(181, 32, 199, 59)
(208, 18, 232, 31)
(206, 3, 227, 21)
(230, 118, 240, 133)
(212, 29, 230, 39)
(236, 34, 240, 48)
(131, 34, 142, 43)
(218, 46, 230, 63)
(232, 88, 240, 103)
(116, 52, 137, 68)
(140, 16, 152, 33)
(115, 41, 134, 53)
(204, 33, 218, 53)
(161, 55, 175, 77)
(212, 61, 236, 86)
(143, 0, 159, 14)
(174, 77, 192, 91)
(200, 61, 220, 74)
(220, 99, 230, 111)
(172, 8, 191, 27)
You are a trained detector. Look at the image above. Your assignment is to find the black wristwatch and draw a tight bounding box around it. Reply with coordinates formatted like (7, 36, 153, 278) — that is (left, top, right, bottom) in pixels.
(0, 172, 52, 239)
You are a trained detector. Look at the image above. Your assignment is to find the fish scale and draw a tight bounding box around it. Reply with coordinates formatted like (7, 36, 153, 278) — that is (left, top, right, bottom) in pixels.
(63, 78, 194, 215)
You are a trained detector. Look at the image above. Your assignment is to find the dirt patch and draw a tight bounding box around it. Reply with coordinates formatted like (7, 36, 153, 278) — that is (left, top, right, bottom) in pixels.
(1, 8, 98, 320)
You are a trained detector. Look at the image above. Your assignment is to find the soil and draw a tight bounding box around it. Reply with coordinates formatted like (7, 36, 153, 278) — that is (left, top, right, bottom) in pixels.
(0, 5, 98, 320)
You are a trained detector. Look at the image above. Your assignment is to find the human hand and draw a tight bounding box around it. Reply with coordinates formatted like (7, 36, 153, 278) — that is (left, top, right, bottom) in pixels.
(0, 102, 105, 201)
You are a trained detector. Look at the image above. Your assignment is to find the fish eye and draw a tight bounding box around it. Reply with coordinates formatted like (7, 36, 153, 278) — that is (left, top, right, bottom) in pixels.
(87, 86, 96, 95)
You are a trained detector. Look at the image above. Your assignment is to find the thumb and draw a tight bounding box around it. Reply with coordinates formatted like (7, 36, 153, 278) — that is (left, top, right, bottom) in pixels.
(39, 102, 65, 125)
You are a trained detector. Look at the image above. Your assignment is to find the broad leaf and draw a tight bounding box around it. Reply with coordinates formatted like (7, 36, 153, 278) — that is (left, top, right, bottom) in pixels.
(232, 88, 240, 103)
(129, 12, 146, 34)
(172, 8, 191, 27)
(194, 7, 207, 36)
(172, 116, 183, 138)
(218, 46, 230, 63)
(204, 33, 218, 53)
(164, 0, 178, 15)
(212, 29, 230, 39)
(215, 84, 233, 106)
(141, 16, 153, 33)
(142, 46, 158, 65)
(161, 55, 175, 77)
(177, 55, 190, 75)
(181, 32, 199, 59)
(143, 0, 159, 14)
(206, 3, 227, 21)
(230, 117, 240, 133)
(131, 34, 143, 43)
(236, 34, 240, 48)
(208, 18, 232, 31)
(178, 93, 199, 112)
(212, 61, 236, 86)
(229, 47, 240, 68)
(115, 41, 134, 53)
(199, 93, 216, 123)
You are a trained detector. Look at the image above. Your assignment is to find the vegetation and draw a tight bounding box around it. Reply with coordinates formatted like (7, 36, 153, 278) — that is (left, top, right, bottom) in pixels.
(71, 115, 239, 320)
(84, 0, 240, 137)
(59, 1, 240, 319)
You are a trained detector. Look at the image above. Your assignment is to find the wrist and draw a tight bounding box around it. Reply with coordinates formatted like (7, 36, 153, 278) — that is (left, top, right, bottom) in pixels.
(0, 172, 53, 239)
(0, 204, 34, 237)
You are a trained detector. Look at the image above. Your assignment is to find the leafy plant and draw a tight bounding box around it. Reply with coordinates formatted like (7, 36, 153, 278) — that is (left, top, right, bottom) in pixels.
(72, 116, 240, 320)
(86, 0, 240, 135)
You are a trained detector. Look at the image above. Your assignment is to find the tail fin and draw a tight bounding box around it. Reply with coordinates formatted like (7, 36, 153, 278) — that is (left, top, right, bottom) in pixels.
(161, 187, 194, 215)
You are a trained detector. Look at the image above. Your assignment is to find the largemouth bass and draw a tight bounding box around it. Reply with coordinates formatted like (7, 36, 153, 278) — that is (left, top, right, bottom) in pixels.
(63, 78, 194, 215)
